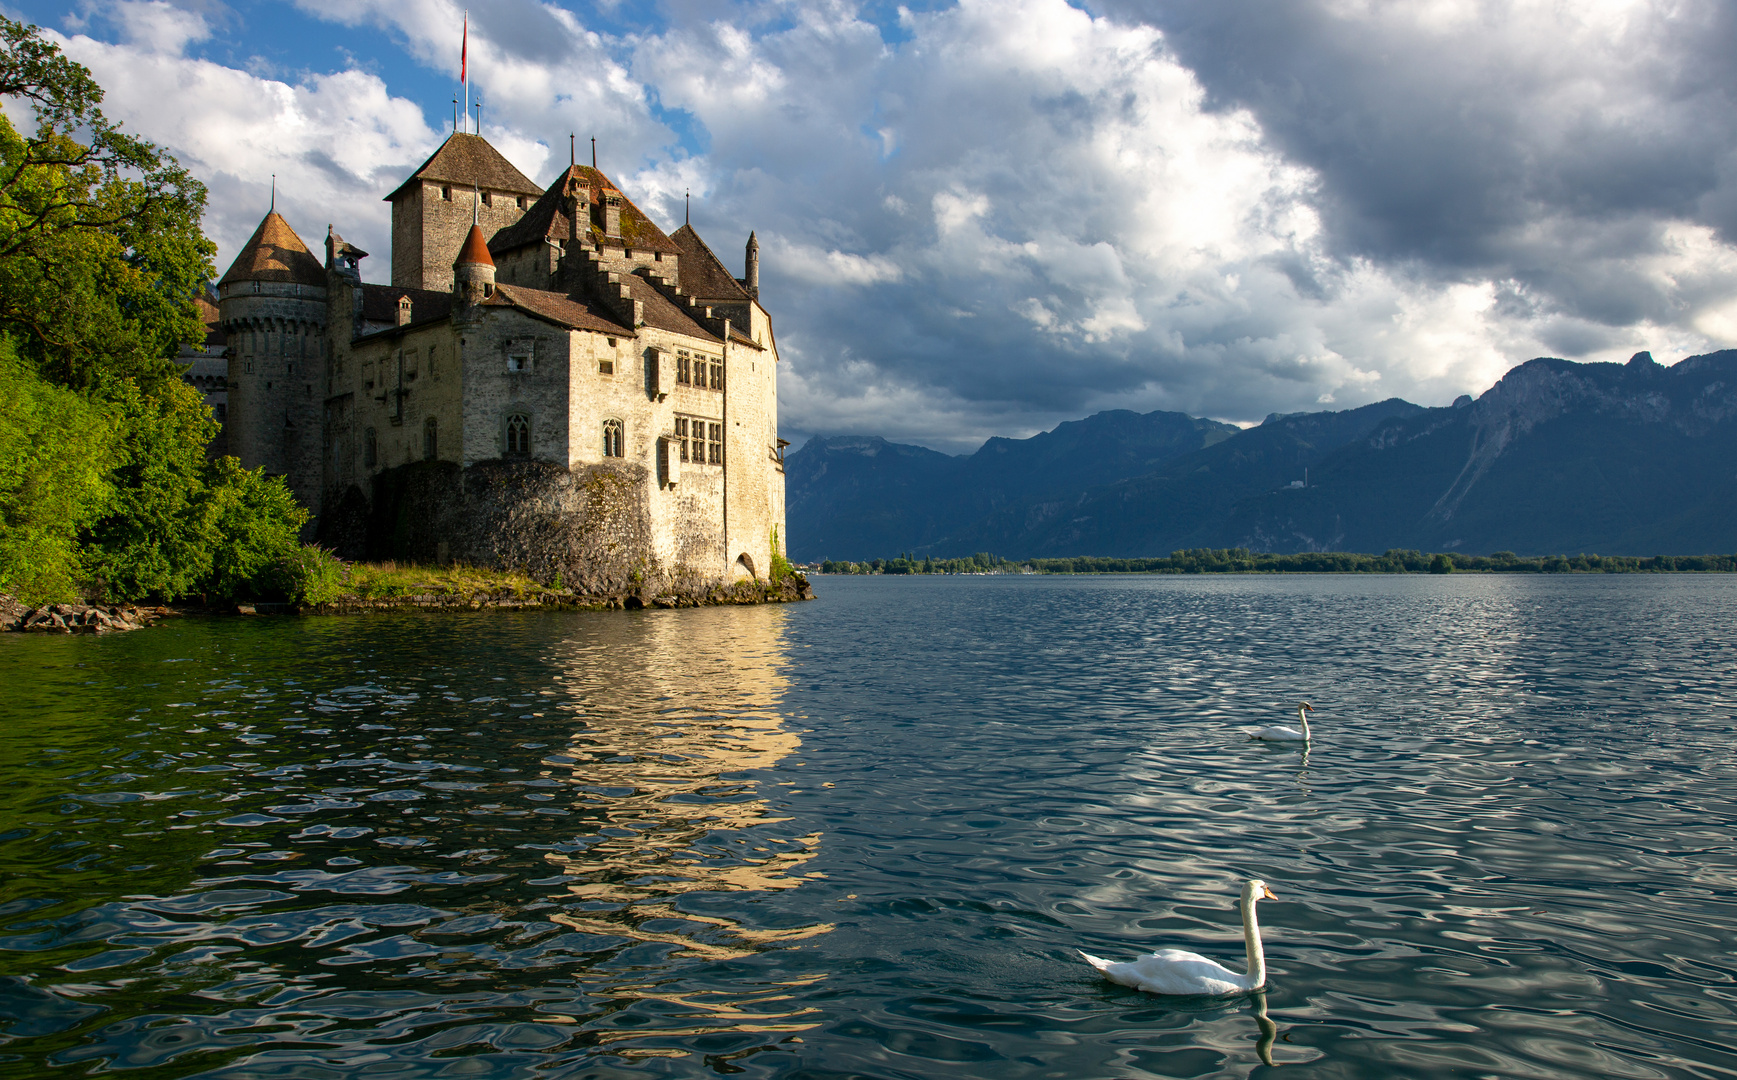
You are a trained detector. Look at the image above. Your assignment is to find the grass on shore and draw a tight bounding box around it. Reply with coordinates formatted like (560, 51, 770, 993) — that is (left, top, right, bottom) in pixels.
(337, 560, 554, 601)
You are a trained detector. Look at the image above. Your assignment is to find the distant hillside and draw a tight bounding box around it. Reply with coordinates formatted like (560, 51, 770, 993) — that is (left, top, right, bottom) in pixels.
(787, 350, 1737, 558)
(1224, 350, 1737, 555)
(786, 410, 1238, 560)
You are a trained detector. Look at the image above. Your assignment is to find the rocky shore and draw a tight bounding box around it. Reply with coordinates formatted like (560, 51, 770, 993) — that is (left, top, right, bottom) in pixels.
(2, 575, 813, 633)
(305, 574, 814, 615)
(0, 595, 164, 634)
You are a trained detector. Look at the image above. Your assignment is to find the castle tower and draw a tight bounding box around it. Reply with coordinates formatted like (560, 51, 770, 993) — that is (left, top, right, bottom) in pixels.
(453, 221, 496, 310)
(384, 133, 541, 291)
(745, 231, 759, 300)
(217, 210, 327, 523)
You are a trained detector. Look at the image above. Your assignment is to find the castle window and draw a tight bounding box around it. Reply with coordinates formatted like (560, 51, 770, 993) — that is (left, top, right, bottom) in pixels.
(676, 352, 692, 386)
(602, 418, 624, 458)
(423, 417, 438, 460)
(441, 185, 451, 201)
(505, 413, 530, 457)
(507, 350, 529, 372)
(709, 361, 723, 390)
(364, 427, 377, 467)
(675, 417, 691, 462)
(707, 422, 723, 464)
(483, 191, 493, 207)
(517, 195, 527, 209)
(598, 354, 614, 375)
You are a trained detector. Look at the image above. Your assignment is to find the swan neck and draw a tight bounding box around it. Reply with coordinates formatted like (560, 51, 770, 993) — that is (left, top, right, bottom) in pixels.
(1298, 705, 1310, 740)
(1242, 895, 1267, 989)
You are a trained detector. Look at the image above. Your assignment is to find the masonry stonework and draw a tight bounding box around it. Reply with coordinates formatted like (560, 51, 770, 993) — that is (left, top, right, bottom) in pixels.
(216, 131, 790, 602)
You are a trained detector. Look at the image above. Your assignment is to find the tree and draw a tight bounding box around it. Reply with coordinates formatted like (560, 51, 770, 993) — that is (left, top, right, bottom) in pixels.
(0, 18, 305, 603)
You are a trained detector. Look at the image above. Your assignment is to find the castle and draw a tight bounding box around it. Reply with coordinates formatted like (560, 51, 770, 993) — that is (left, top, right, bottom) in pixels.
(213, 132, 788, 600)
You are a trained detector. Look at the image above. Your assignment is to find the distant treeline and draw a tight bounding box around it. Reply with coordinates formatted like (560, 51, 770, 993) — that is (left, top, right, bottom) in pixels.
(817, 549, 1737, 575)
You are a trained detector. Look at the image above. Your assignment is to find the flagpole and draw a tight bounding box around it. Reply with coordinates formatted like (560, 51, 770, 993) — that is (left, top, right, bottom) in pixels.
(461, 10, 469, 134)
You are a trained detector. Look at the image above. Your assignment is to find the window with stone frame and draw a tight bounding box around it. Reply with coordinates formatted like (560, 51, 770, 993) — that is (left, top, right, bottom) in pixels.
(707, 422, 723, 464)
(676, 351, 693, 386)
(709, 360, 723, 390)
(602, 418, 624, 458)
(505, 413, 530, 457)
(423, 417, 438, 460)
(675, 417, 691, 462)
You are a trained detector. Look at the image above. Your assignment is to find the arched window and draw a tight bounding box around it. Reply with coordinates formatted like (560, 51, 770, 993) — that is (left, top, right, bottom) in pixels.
(423, 417, 438, 460)
(602, 418, 624, 458)
(505, 413, 530, 457)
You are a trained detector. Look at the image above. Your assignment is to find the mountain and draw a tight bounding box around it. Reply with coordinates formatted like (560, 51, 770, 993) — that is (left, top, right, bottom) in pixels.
(788, 350, 1737, 558)
(939, 397, 1426, 556)
(1223, 350, 1737, 554)
(786, 410, 1239, 560)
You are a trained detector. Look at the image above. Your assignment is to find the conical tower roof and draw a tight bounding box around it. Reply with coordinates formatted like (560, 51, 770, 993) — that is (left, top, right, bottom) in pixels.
(218, 211, 324, 287)
(455, 222, 494, 268)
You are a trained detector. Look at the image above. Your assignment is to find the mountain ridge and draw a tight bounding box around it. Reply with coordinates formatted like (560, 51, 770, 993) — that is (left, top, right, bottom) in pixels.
(786, 350, 1737, 559)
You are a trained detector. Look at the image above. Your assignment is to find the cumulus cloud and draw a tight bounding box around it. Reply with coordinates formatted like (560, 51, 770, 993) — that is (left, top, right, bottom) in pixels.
(36, 0, 1737, 452)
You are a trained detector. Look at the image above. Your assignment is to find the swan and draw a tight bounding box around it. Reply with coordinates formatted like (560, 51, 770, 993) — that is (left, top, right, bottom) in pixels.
(1250, 702, 1313, 742)
(1080, 879, 1278, 996)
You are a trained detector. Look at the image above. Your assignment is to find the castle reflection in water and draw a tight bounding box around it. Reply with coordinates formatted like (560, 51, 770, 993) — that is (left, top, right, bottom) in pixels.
(532, 604, 829, 966)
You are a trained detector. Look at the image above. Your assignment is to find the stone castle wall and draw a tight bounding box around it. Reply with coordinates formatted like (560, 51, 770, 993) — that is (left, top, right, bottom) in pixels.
(393, 181, 528, 292)
(219, 280, 327, 523)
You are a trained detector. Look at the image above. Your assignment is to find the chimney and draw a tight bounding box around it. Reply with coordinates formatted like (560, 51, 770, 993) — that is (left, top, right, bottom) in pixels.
(603, 189, 622, 238)
(396, 295, 413, 326)
(565, 174, 589, 242)
(744, 230, 759, 300)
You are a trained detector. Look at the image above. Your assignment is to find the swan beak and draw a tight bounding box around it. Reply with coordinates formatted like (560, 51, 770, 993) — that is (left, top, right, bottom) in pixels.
(1261, 886, 1278, 900)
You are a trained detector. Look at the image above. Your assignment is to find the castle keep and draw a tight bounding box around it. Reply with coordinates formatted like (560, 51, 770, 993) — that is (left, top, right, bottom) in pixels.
(216, 133, 787, 599)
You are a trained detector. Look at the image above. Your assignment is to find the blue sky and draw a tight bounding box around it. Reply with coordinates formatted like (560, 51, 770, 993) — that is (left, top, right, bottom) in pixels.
(15, 0, 1737, 451)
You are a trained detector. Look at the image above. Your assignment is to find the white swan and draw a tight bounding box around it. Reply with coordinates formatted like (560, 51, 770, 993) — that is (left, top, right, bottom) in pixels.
(1250, 702, 1313, 742)
(1080, 879, 1277, 996)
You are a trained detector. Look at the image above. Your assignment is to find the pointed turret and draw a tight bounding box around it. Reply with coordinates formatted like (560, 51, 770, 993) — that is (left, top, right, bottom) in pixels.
(454, 221, 495, 309)
(219, 211, 324, 287)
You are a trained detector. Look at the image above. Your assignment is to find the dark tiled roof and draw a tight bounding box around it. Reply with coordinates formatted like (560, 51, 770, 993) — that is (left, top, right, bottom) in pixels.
(384, 133, 542, 202)
(631, 273, 720, 341)
(196, 295, 227, 347)
(359, 284, 454, 326)
(486, 284, 633, 336)
(218, 212, 324, 286)
(670, 223, 751, 302)
(491, 164, 683, 256)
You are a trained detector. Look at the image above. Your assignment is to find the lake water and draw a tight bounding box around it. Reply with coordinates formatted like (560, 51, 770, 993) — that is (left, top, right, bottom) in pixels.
(3, 574, 1736, 1078)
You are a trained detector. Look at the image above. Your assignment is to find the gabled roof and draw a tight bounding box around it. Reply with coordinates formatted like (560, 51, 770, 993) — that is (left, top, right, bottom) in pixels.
(485, 283, 634, 336)
(218, 212, 324, 286)
(384, 133, 541, 203)
(670, 223, 751, 303)
(489, 164, 683, 256)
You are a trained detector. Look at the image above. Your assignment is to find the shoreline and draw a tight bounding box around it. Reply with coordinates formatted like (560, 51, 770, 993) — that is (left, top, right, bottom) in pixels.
(0, 576, 814, 634)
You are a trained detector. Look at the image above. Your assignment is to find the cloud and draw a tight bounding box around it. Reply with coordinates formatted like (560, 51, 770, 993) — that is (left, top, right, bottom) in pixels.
(39, 0, 1737, 454)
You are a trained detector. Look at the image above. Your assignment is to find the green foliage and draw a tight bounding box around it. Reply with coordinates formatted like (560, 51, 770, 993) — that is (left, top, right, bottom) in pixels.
(0, 20, 307, 603)
(268, 545, 349, 605)
(0, 340, 117, 602)
(769, 526, 795, 583)
(0, 17, 213, 391)
(1429, 553, 1454, 573)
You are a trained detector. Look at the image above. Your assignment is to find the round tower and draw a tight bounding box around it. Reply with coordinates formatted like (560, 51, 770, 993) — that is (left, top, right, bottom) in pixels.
(454, 222, 496, 308)
(217, 210, 328, 518)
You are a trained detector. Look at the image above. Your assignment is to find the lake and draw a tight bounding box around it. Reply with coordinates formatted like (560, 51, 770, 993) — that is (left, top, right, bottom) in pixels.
(3, 573, 1736, 1078)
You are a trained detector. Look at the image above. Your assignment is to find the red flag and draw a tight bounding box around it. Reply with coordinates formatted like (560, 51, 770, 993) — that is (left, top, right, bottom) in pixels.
(460, 13, 467, 83)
